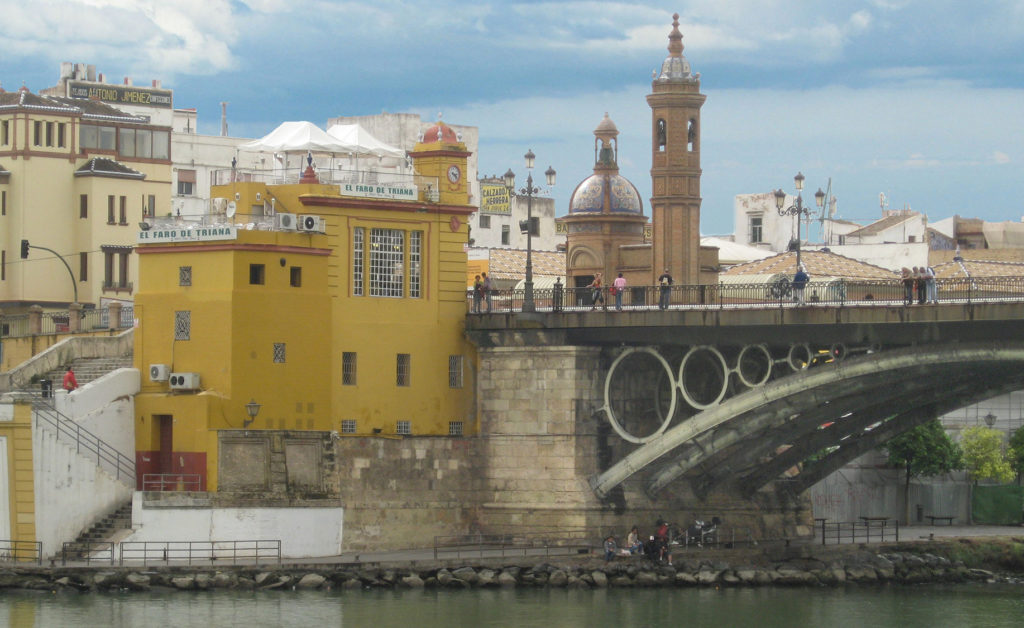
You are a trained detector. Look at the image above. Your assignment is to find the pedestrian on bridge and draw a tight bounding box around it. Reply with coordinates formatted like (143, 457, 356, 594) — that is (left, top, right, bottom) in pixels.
(588, 273, 606, 310)
(901, 267, 914, 305)
(925, 266, 937, 303)
(613, 273, 627, 310)
(658, 269, 673, 310)
(793, 266, 809, 305)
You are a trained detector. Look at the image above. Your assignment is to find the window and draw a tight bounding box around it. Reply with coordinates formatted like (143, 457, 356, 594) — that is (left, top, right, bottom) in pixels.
(45, 121, 53, 147)
(177, 181, 194, 196)
(119, 128, 135, 157)
(273, 343, 286, 363)
(409, 231, 422, 298)
(749, 215, 763, 244)
(449, 421, 464, 436)
(396, 420, 411, 435)
(2, 191, 6, 216)
(249, 263, 265, 285)
(135, 129, 152, 159)
(152, 131, 170, 160)
(479, 215, 491, 229)
(342, 352, 357, 385)
(147, 195, 156, 218)
(352, 227, 364, 296)
(501, 225, 510, 245)
(179, 266, 192, 286)
(107, 196, 115, 223)
(0, 120, 8, 145)
(396, 353, 410, 386)
(1, 251, 5, 281)
(102, 245, 131, 291)
(448, 355, 463, 388)
(370, 228, 404, 297)
(33, 121, 41, 146)
(341, 419, 357, 434)
(290, 266, 302, 287)
(174, 311, 191, 340)
(79, 194, 88, 219)
(57, 123, 66, 148)
(79, 252, 87, 282)
(119, 196, 127, 224)
(908, 235, 916, 243)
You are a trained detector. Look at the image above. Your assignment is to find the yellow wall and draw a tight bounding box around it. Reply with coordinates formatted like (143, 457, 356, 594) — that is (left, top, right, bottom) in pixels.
(0, 402, 36, 545)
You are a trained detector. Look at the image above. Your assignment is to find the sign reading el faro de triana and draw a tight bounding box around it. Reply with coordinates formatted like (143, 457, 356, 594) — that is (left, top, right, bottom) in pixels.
(480, 183, 511, 214)
(68, 81, 173, 109)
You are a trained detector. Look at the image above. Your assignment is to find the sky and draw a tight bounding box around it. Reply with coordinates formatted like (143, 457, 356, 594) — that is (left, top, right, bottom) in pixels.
(2, 0, 1024, 236)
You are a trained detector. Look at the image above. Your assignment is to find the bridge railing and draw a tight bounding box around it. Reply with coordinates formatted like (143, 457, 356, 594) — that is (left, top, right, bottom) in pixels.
(467, 276, 1024, 314)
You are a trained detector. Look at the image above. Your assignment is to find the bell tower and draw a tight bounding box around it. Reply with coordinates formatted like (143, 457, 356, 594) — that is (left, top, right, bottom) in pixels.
(648, 13, 706, 285)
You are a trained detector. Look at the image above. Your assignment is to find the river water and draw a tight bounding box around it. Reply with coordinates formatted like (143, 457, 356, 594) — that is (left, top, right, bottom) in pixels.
(2, 584, 1023, 627)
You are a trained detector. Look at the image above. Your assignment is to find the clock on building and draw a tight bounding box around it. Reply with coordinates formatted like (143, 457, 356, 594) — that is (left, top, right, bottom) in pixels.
(447, 165, 462, 184)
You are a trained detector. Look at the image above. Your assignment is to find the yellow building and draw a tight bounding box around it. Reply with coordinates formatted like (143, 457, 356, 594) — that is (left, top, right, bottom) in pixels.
(0, 86, 171, 313)
(132, 120, 477, 491)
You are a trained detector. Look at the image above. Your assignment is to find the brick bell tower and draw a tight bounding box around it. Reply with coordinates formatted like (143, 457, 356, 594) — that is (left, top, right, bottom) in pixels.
(648, 13, 707, 285)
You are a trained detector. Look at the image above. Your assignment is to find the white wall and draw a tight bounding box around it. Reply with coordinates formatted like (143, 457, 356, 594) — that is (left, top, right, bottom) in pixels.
(827, 242, 929, 272)
(125, 494, 344, 558)
(33, 418, 134, 558)
(54, 368, 138, 457)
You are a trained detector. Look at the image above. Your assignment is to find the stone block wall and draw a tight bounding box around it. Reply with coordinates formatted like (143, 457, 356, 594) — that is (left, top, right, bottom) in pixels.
(333, 436, 483, 551)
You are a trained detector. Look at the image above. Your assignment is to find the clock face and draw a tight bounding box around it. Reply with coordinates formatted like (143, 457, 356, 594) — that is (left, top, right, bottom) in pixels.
(447, 165, 461, 184)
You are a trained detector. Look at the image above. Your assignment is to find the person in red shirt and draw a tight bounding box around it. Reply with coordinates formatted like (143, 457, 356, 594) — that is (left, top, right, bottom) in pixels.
(62, 366, 78, 392)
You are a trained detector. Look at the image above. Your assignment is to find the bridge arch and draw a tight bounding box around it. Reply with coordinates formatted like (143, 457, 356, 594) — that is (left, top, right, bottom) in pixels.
(590, 342, 1024, 500)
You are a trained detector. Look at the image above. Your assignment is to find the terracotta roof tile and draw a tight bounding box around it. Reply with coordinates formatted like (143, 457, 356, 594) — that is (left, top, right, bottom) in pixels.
(932, 258, 1024, 279)
(74, 158, 145, 179)
(483, 248, 566, 280)
(846, 212, 920, 238)
(721, 250, 895, 279)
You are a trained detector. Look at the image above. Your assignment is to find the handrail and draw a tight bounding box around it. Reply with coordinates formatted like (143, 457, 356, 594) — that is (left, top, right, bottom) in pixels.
(119, 540, 282, 566)
(32, 398, 135, 484)
(467, 276, 1024, 314)
(142, 473, 202, 492)
(432, 529, 596, 560)
(819, 519, 900, 545)
(0, 540, 43, 564)
(61, 541, 115, 566)
(0, 305, 134, 339)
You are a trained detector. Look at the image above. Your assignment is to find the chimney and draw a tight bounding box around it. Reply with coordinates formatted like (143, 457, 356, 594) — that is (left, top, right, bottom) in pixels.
(124, 76, 132, 86)
(60, 62, 73, 79)
(152, 79, 161, 89)
(86, 64, 96, 81)
(98, 73, 104, 83)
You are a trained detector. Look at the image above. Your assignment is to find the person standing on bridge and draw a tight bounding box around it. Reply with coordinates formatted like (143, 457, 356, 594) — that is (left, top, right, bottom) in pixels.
(925, 265, 937, 303)
(588, 273, 606, 311)
(613, 273, 627, 311)
(792, 265, 810, 305)
(657, 269, 673, 310)
(901, 267, 914, 305)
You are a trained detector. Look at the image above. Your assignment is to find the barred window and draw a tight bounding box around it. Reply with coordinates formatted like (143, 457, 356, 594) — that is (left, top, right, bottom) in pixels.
(397, 353, 410, 387)
(342, 352, 357, 385)
(273, 343, 286, 363)
(370, 228, 404, 297)
(448, 355, 464, 388)
(179, 266, 192, 287)
(449, 421, 464, 436)
(353, 227, 364, 296)
(249, 263, 265, 285)
(174, 311, 191, 340)
(479, 215, 491, 229)
(396, 420, 411, 435)
(341, 419, 357, 434)
(409, 230, 422, 298)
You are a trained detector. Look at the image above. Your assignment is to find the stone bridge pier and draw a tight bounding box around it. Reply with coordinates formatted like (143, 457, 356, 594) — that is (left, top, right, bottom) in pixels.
(476, 339, 812, 541)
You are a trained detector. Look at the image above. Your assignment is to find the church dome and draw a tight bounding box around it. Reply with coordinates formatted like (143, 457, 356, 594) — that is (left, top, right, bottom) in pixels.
(421, 121, 459, 144)
(569, 173, 643, 215)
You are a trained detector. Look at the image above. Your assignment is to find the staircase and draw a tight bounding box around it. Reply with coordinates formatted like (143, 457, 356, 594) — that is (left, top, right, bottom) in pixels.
(68, 501, 133, 547)
(38, 355, 134, 393)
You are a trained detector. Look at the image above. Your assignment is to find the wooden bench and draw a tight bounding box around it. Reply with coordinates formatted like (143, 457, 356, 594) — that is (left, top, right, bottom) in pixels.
(926, 515, 954, 526)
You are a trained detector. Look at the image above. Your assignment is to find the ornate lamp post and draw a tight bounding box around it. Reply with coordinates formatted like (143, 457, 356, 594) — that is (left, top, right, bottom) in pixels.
(773, 172, 825, 270)
(504, 150, 556, 313)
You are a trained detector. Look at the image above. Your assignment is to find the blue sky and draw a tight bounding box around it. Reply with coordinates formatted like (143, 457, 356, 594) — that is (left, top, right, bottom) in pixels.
(3, 0, 1024, 235)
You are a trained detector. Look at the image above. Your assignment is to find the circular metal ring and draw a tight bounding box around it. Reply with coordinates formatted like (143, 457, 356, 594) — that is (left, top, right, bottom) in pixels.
(787, 343, 813, 371)
(678, 345, 729, 410)
(736, 344, 773, 387)
(604, 347, 677, 444)
(829, 343, 848, 362)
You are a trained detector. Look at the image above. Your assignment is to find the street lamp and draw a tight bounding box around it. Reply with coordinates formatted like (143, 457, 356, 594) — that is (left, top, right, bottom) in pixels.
(984, 412, 997, 428)
(773, 172, 825, 270)
(504, 150, 556, 313)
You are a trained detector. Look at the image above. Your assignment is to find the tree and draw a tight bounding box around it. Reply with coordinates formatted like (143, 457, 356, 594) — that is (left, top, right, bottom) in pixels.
(1009, 426, 1024, 483)
(962, 426, 1014, 484)
(886, 420, 964, 522)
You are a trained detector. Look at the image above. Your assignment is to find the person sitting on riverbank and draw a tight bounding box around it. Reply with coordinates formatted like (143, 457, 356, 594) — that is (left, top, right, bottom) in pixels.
(627, 526, 643, 554)
(603, 534, 617, 561)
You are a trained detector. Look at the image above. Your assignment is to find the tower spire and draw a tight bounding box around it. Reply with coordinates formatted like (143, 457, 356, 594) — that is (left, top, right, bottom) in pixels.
(668, 13, 683, 57)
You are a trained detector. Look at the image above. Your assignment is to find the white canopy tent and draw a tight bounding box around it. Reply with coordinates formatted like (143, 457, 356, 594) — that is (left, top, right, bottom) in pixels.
(326, 123, 405, 158)
(238, 121, 352, 154)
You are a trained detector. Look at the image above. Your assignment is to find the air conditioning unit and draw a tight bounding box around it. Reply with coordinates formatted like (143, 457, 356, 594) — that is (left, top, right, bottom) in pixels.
(168, 372, 200, 391)
(149, 364, 170, 382)
(211, 197, 228, 214)
(298, 214, 324, 232)
(275, 212, 297, 230)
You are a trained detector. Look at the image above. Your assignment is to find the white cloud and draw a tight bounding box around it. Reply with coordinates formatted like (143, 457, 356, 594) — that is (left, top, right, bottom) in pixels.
(993, 151, 1011, 164)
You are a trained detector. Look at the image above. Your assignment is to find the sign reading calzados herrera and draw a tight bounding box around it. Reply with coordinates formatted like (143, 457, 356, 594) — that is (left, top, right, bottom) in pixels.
(138, 226, 237, 244)
(339, 183, 417, 201)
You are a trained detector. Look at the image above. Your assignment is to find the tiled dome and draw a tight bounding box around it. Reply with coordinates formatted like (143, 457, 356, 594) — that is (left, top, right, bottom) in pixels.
(421, 122, 459, 144)
(569, 174, 643, 214)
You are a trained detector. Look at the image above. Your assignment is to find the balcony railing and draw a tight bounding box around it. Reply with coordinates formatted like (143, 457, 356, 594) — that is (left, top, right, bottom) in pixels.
(0, 305, 133, 339)
(142, 473, 203, 492)
(210, 166, 439, 200)
(467, 276, 1024, 314)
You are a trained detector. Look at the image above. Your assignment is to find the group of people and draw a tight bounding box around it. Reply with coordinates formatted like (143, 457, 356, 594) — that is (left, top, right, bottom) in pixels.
(471, 272, 493, 314)
(587, 270, 674, 311)
(603, 520, 674, 565)
(900, 266, 937, 305)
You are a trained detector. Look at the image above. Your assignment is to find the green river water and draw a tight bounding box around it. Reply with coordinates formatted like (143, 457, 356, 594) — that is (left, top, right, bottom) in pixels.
(1, 584, 1022, 627)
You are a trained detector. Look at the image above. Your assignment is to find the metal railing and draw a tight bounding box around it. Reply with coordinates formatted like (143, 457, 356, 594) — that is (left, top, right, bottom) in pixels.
(0, 306, 133, 339)
(432, 529, 595, 560)
(142, 473, 202, 492)
(61, 541, 115, 565)
(467, 276, 1024, 314)
(211, 166, 439, 195)
(32, 401, 135, 483)
(118, 540, 282, 566)
(819, 519, 900, 545)
(0, 540, 43, 564)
